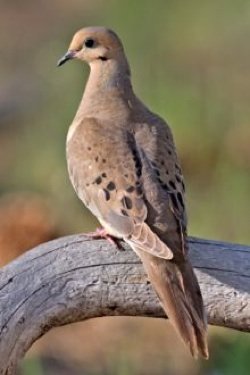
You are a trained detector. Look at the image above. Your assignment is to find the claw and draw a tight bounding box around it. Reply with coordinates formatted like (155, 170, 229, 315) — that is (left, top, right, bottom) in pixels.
(85, 228, 124, 250)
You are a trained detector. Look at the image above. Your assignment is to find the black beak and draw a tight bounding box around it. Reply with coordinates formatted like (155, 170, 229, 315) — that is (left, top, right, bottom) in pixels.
(57, 50, 76, 67)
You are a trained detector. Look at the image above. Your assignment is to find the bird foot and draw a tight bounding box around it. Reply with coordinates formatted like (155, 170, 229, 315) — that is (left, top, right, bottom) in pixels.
(85, 228, 123, 250)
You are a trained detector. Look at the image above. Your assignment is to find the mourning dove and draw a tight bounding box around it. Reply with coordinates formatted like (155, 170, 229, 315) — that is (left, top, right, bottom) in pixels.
(58, 26, 208, 359)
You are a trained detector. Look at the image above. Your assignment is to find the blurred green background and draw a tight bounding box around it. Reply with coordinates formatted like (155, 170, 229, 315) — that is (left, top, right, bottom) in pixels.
(0, 1, 249, 374)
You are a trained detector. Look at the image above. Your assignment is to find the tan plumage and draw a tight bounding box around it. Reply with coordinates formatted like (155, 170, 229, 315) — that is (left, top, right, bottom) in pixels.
(58, 26, 208, 358)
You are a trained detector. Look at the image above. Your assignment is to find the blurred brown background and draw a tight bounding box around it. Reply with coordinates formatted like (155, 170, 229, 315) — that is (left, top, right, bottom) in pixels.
(0, 1, 249, 374)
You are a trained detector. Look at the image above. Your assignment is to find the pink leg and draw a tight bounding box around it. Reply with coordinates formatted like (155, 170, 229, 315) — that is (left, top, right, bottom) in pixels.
(85, 227, 123, 249)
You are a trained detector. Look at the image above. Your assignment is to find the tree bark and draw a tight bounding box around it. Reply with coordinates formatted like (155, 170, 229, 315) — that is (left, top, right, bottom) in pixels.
(0, 235, 249, 374)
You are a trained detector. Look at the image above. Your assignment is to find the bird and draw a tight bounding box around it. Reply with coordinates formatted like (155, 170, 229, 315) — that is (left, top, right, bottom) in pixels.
(57, 26, 208, 359)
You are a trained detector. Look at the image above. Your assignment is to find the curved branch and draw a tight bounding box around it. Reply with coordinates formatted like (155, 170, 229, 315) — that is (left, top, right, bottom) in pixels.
(0, 235, 249, 374)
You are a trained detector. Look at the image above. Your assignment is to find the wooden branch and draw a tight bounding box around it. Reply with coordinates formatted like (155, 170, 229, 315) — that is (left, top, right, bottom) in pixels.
(0, 235, 249, 374)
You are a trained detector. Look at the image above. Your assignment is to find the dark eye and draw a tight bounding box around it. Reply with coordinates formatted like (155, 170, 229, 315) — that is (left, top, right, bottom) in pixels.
(84, 38, 95, 48)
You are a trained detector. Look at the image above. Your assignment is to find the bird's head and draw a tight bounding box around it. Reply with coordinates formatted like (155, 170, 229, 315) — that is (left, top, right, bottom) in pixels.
(57, 26, 124, 67)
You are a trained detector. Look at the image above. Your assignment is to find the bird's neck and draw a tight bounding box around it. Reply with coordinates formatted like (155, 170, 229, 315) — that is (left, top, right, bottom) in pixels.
(75, 57, 135, 119)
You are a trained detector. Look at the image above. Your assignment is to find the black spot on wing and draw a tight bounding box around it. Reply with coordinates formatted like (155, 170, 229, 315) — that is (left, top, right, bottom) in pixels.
(94, 176, 102, 185)
(103, 189, 110, 201)
(121, 196, 133, 210)
(155, 169, 161, 177)
(181, 181, 185, 192)
(168, 180, 176, 190)
(121, 209, 128, 216)
(126, 186, 135, 193)
(175, 174, 182, 183)
(107, 181, 116, 191)
(135, 185, 143, 196)
(171, 194, 179, 211)
(161, 183, 171, 193)
(177, 192, 185, 209)
(175, 163, 182, 173)
(126, 131, 143, 179)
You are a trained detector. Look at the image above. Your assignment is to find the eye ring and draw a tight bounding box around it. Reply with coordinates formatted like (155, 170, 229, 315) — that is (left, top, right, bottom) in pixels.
(84, 38, 95, 48)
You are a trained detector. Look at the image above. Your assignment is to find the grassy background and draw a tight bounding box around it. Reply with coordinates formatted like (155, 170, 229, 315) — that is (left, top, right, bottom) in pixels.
(0, 1, 249, 374)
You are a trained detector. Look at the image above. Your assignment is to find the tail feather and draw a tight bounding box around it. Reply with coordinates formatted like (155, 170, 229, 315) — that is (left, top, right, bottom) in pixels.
(134, 248, 208, 359)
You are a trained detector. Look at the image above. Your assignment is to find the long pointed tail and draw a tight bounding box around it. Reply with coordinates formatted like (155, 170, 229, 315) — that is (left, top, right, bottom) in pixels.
(135, 249, 209, 359)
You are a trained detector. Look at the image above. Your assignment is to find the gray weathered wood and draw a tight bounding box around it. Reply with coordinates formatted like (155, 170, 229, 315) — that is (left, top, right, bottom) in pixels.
(0, 235, 249, 374)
